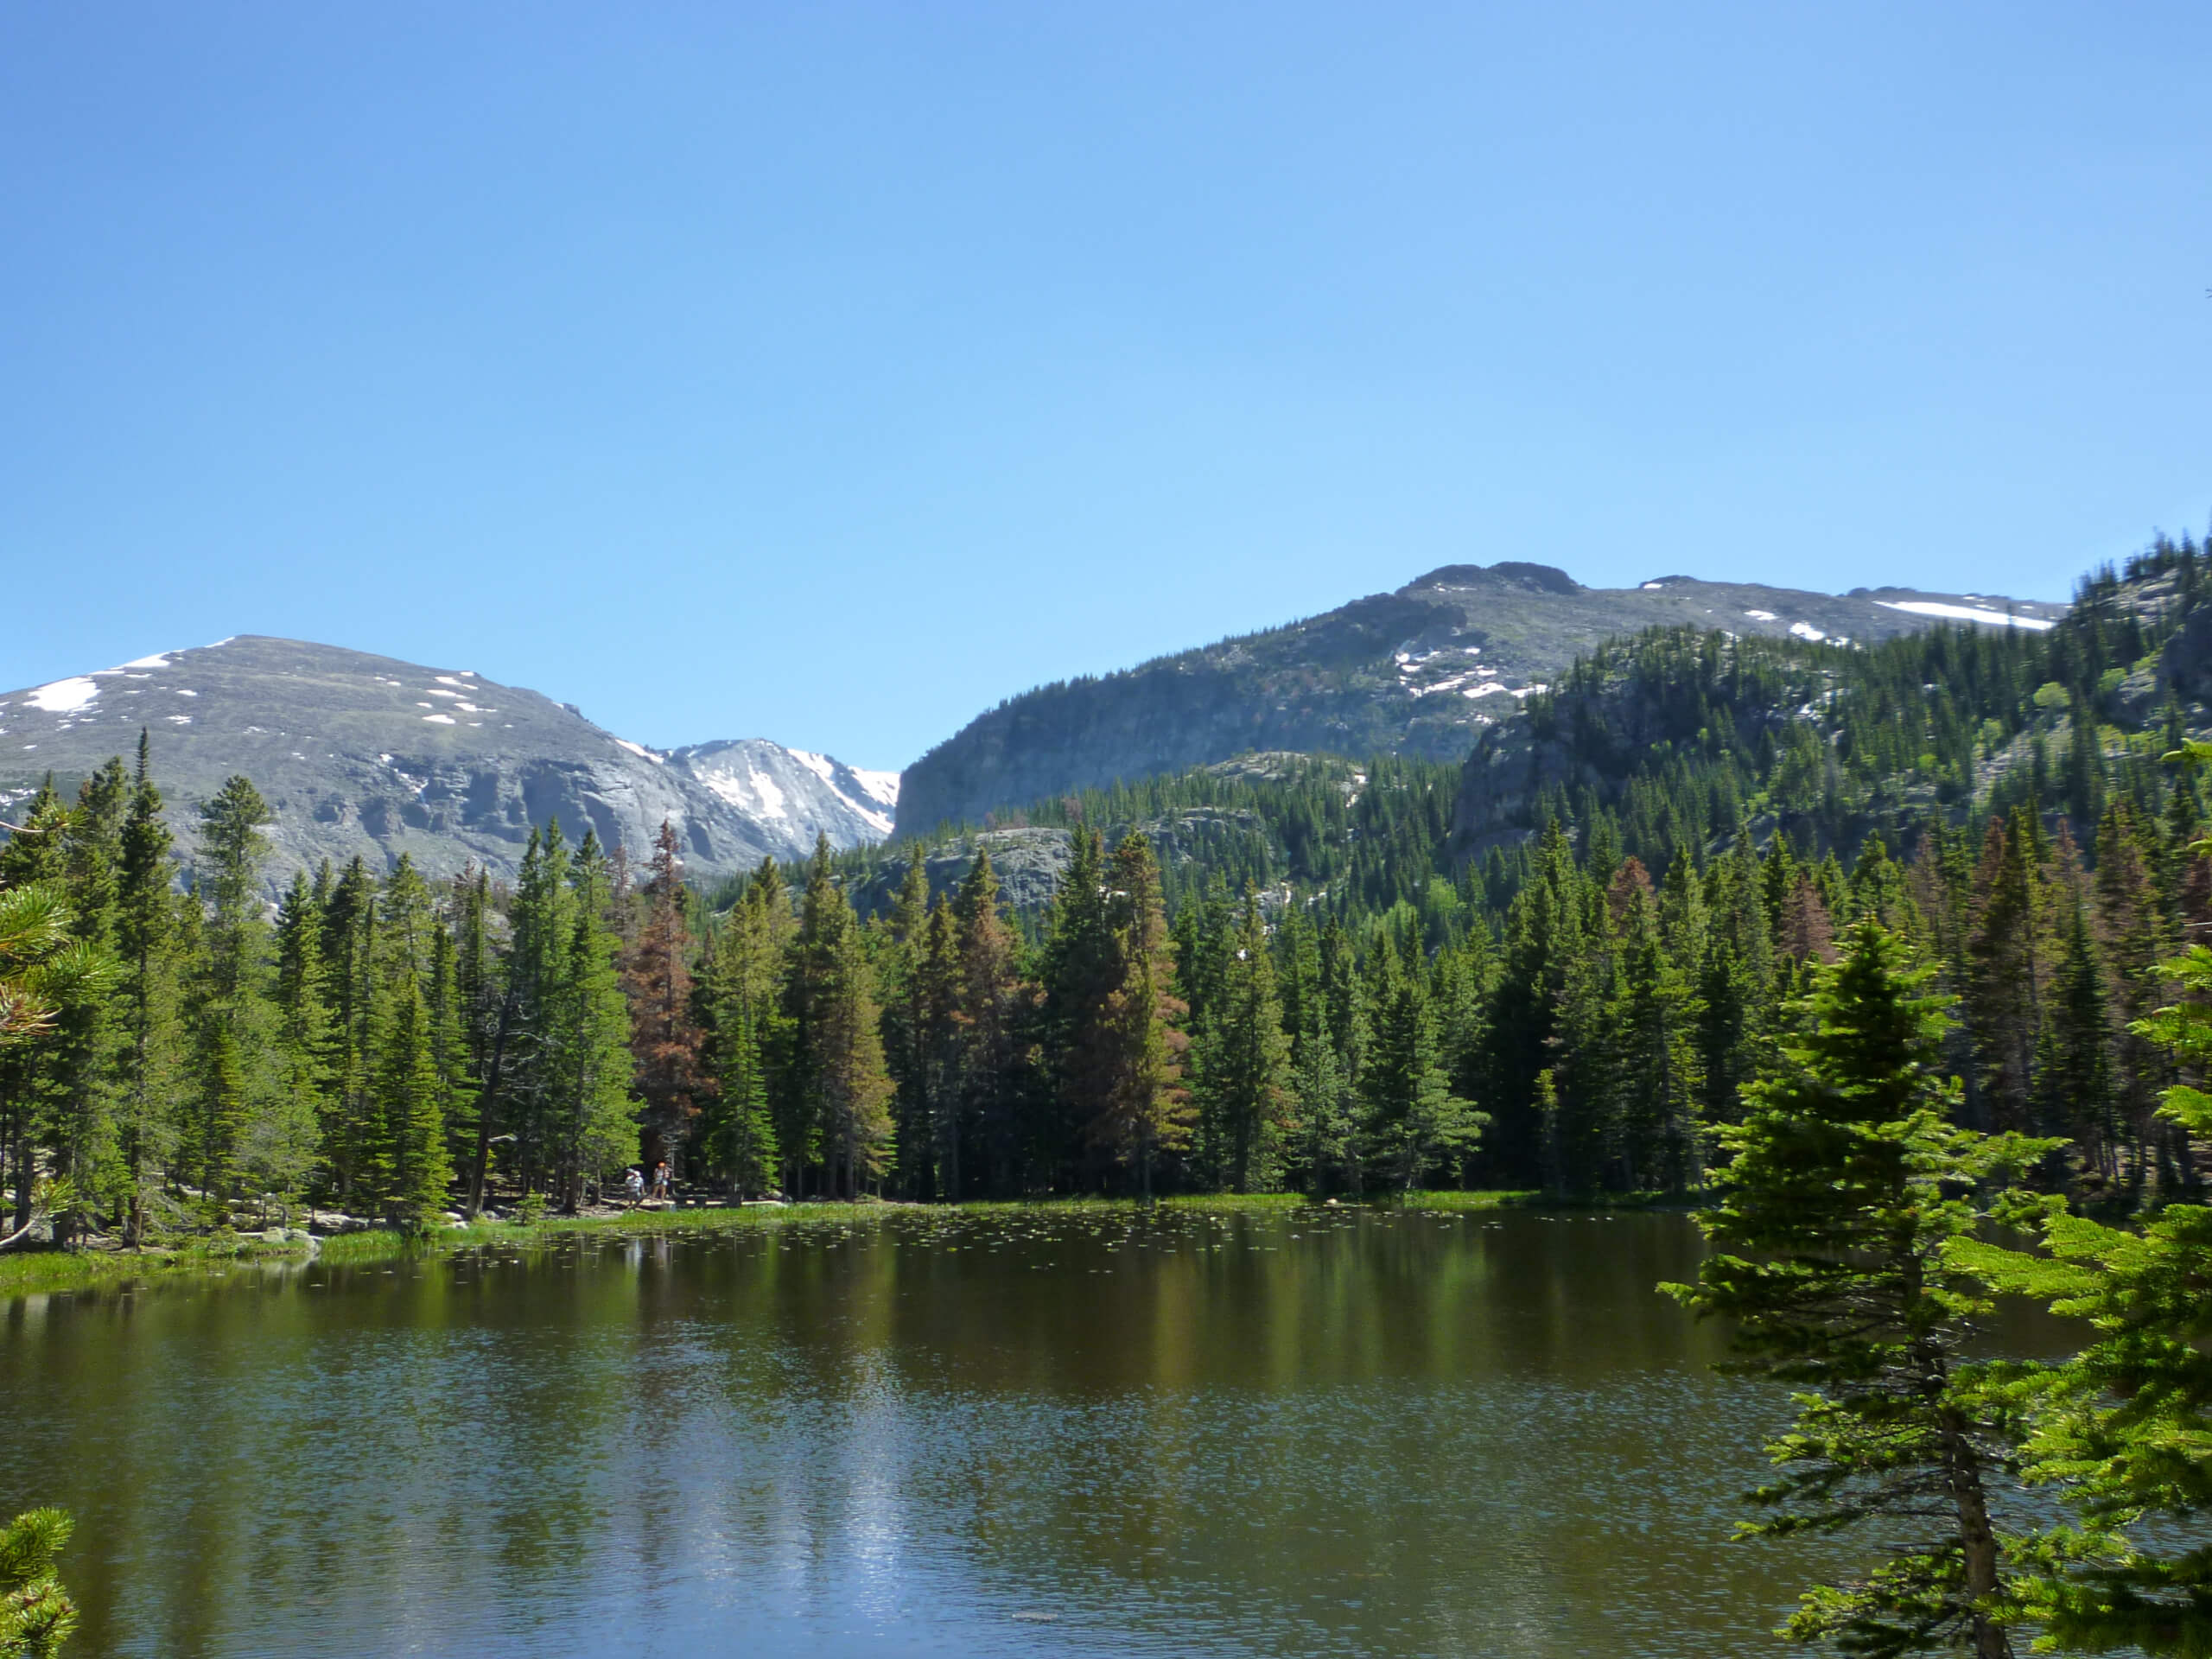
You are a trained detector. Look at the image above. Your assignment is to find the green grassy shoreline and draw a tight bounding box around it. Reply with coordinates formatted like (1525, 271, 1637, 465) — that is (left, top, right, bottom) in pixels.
(1, 1186, 1665, 1295)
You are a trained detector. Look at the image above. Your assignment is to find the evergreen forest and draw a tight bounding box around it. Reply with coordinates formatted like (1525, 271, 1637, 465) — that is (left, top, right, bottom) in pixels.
(3, 537, 2212, 1232)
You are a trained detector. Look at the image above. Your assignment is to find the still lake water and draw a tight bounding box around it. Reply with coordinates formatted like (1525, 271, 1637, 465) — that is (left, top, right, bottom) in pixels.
(5, 1207, 1903, 1656)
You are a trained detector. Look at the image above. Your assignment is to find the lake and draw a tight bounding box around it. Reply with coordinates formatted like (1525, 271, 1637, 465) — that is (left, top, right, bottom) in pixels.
(3, 1206, 1886, 1656)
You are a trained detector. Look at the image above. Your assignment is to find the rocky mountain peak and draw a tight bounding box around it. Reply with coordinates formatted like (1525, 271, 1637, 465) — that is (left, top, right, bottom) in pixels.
(0, 636, 893, 892)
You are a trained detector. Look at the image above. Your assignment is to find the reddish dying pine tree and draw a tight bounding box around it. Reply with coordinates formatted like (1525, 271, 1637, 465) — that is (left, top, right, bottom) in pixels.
(623, 820, 705, 1177)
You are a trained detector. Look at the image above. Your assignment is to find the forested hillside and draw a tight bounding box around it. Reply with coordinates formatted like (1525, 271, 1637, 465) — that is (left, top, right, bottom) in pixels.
(1, 537, 2206, 1239)
(893, 560, 2064, 837)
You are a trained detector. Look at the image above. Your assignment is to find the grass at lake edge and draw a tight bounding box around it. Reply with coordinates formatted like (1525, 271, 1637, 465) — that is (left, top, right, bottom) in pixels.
(3, 1187, 1701, 1294)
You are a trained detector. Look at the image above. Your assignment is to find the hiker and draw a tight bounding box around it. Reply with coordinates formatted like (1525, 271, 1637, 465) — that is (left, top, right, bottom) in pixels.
(624, 1167, 644, 1207)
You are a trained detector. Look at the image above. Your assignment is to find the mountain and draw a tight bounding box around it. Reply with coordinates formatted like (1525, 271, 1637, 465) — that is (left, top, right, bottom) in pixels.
(891, 563, 2064, 838)
(842, 549, 2192, 948)
(1445, 554, 2190, 874)
(0, 636, 898, 891)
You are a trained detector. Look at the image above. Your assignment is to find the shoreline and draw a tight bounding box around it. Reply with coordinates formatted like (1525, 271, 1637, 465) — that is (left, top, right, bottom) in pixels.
(0, 1186, 1703, 1297)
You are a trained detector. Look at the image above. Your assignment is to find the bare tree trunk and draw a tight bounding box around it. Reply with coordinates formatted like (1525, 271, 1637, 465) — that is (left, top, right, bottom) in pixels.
(464, 991, 518, 1219)
(1940, 1408, 2013, 1659)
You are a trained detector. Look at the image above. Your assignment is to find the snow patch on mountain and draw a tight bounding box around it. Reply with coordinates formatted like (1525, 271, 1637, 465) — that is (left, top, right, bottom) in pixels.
(1875, 600, 2057, 632)
(849, 768, 899, 810)
(664, 737, 899, 855)
(1, 636, 899, 888)
(28, 678, 100, 714)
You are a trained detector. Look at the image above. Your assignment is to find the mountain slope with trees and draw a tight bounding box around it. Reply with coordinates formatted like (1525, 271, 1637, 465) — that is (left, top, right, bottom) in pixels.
(893, 562, 2065, 837)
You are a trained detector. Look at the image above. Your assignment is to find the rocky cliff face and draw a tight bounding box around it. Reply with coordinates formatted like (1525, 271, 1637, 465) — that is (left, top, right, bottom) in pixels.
(0, 637, 896, 892)
(893, 564, 2065, 836)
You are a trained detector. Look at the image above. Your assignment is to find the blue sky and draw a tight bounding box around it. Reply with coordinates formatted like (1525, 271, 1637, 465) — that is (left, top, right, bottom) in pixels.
(4, 3, 2209, 769)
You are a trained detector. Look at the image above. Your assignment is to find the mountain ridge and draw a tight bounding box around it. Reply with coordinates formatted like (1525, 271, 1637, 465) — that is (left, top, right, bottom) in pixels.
(0, 635, 896, 892)
(891, 563, 2065, 837)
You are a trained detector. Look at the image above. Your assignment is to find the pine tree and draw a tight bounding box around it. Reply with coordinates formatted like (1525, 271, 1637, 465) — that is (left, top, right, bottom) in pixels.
(1082, 833, 1190, 1201)
(1309, 916, 1367, 1192)
(258, 870, 333, 1219)
(704, 860, 794, 1197)
(1610, 882, 1704, 1192)
(44, 759, 126, 1238)
(2094, 802, 2177, 1201)
(623, 820, 704, 1179)
(950, 847, 1023, 1195)
(1038, 824, 1116, 1189)
(705, 985, 779, 1199)
(778, 836, 893, 1197)
(880, 852, 937, 1196)
(504, 825, 575, 1198)
(555, 831, 639, 1207)
(318, 857, 380, 1206)
(1484, 819, 1582, 1183)
(1958, 1001, 2212, 1656)
(1192, 885, 1293, 1192)
(1357, 935, 1483, 1193)
(1669, 923, 2056, 1658)
(1695, 832, 1775, 1135)
(817, 904, 895, 1197)
(1966, 810, 2050, 1134)
(2035, 897, 2115, 1185)
(918, 899, 963, 1197)
(448, 867, 507, 1215)
(362, 856, 451, 1221)
(778, 839, 841, 1194)
(428, 914, 474, 1198)
(0, 1504, 77, 1658)
(186, 776, 277, 1212)
(113, 733, 180, 1244)
(1545, 893, 1620, 1193)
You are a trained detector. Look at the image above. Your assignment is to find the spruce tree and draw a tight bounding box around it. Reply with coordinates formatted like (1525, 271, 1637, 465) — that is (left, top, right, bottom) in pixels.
(622, 820, 704, 1178)
(1696, 832, 1775, 1135)
(448, 867, 505, 1212)
(2034, 897, 2115, 1185)
(556, 831, 639, 1207)
(1081, 833, 1189, 1201)
(1037, 824, 1115, 1187)
(880, 852, 936, 1196)
(719, 995, 780, 1198)
(950, 847, 1021, 1195)
(363, 856, 449, 1218)
(113, 733, 179, 1244)
(1484, 820, 1581, 1183)
(2094, 802, 2176, 1200)
(260, 870, 333, 1219)
(918, 897, 963, 1197)
(47, 760, 126, 1237)
(1957, 983, 2212, 1654)
(817, 906, 895, 1197)
(428, 915, 474, 1197)
(1358, 936, 1482, 1193)
(0, 1504, 77, 1658)
(1668, 922, 2056, 1658)
(1966, 810, 2050, 1134)
(504, 825, 575, 1198)
(1192, 885, 1292, 1192)
(317, 856, 379, 1203)
(187, 776, 277, 1213)
(1610, 883, 1703, 1192)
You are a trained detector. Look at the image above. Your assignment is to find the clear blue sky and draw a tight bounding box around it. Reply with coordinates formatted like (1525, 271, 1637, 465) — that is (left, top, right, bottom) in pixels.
(4, 3, 2209, 770)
